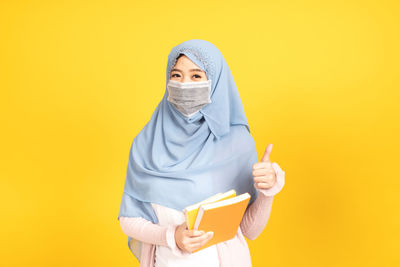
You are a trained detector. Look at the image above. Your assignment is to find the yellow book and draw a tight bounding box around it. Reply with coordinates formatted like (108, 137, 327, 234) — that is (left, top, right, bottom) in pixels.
(182, 189, 237, 230)
(192, 192, 250, 252)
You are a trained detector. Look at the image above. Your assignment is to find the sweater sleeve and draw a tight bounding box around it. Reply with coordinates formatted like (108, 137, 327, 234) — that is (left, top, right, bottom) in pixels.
(119, 216, 170, 246)
(119, 216, 191, 257)
(240, 162, 285, 240)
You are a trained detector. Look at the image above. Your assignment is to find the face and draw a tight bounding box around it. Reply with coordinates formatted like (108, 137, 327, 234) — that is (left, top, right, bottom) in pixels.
(169, 55, 208, 82)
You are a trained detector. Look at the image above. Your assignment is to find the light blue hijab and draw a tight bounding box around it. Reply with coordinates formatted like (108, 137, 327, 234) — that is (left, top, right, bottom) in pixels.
(118, 39, 259, 261)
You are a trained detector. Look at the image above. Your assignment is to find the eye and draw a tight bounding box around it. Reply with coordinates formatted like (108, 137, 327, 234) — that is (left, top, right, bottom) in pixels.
(193, 74, 202, 78)
(171, 73, 181, 78)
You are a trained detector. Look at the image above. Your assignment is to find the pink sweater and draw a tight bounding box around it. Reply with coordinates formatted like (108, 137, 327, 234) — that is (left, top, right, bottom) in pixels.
(119, 162, 285, 267)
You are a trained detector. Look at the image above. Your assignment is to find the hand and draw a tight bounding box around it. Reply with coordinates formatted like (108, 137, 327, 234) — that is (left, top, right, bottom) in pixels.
(175, 222, 214, 253)
(252, 143, 277, 190)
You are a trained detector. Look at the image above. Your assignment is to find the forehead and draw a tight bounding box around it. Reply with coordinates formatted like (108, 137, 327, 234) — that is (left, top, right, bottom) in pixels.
(174, 55, 204, 70)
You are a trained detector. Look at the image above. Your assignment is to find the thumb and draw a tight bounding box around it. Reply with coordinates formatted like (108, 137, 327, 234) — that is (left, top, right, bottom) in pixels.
(261, 144, 273, 162)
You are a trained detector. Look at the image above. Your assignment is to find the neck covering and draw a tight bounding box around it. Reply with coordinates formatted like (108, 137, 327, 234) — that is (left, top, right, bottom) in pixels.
(118, 39, 259, 262)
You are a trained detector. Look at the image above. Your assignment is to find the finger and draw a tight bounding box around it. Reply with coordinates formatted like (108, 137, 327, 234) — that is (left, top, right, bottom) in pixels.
(252, 168, 275, 176)
(254, 176, 274, 183)
(255, 182, 273, 189)
(255, 182, 267, 189)
(253, 161, 272, 170)
(261, 144, 273, 163)
(252, 168, 268, 176)
(187, 230, 205, 237)
(200, 232, 214, 246)
(254, 169, 275, 177)
(190, 232, 214, 250)
(188, 232, 213, 243)
(258, 172, 275, 180)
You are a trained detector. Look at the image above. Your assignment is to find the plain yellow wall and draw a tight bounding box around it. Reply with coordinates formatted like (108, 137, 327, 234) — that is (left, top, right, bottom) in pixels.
(1, 0, 399, 266)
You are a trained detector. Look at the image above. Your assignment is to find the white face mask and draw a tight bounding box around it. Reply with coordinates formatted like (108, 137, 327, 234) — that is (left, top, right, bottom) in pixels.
(167, 79, 212, 117)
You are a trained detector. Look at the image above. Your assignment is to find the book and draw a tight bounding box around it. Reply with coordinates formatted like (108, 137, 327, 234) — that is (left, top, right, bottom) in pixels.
(182, 189, 251, 253)
(183, 189, 237, 230)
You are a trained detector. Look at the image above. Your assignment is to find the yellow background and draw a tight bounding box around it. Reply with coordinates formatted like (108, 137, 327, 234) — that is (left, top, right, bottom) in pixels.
(1, 0, 399, 266)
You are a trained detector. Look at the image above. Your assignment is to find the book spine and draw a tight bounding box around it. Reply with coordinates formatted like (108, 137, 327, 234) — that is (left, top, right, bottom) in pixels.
(184, 210, 190, 229)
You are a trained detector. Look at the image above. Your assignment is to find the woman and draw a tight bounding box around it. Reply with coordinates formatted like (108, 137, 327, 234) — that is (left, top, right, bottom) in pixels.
(118, 39, 285, 267)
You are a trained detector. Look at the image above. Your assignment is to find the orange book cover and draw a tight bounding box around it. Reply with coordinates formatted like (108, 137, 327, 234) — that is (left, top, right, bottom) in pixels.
(183, 189, 237, 230)
(192, 192, 251, 253)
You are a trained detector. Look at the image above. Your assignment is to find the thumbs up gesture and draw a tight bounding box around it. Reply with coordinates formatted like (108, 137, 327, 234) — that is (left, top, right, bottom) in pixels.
(252, 144, 277, 190)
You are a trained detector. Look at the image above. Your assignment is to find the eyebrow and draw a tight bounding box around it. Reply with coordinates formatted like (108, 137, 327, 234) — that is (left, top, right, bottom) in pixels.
(171, 68, 205, 73)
